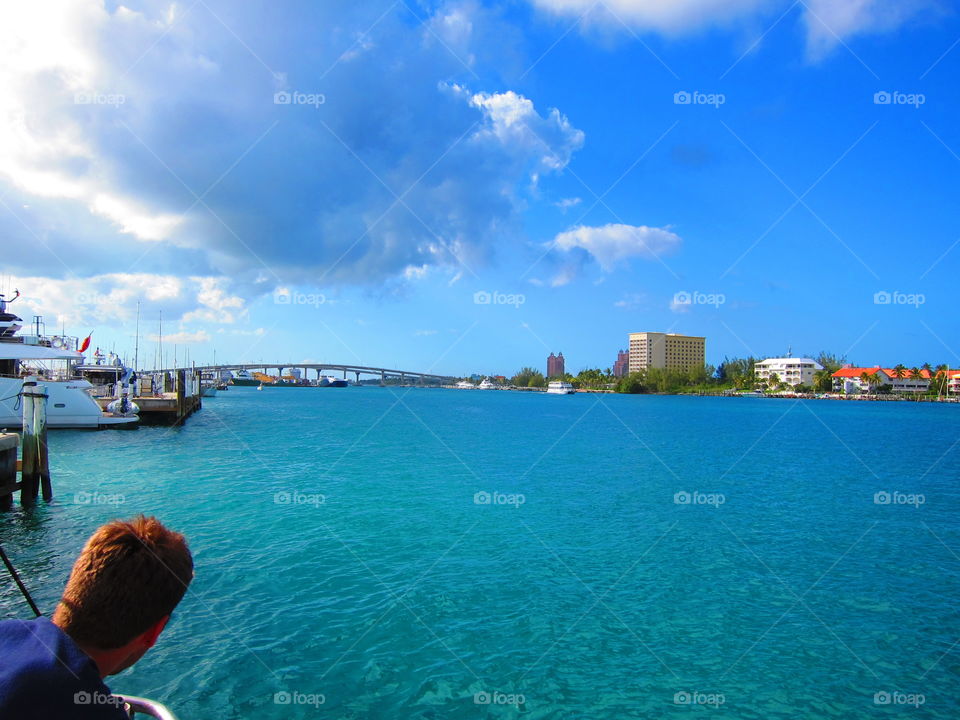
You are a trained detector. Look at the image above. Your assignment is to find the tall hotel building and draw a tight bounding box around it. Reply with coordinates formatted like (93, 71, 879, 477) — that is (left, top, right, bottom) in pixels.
(612, 350, 629, 377)
(547, 352, 565, 377)
(628, 332, 705, 373)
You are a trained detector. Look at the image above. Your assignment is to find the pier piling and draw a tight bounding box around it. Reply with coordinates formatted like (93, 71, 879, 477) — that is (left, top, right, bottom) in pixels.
(19, 382, 51, 505)
(0, 434, 18, 510)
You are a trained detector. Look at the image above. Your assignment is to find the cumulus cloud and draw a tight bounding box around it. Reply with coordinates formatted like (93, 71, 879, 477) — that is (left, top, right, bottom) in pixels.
(2, 273, 244, 329)
(459, 87, 585, 177)
(528, 0, 931, 54)
(0, 0, 584, 302)
(553, 223, 681, 272)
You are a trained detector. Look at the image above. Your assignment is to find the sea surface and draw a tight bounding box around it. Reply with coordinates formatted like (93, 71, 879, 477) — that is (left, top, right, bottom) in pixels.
(2, 388, 959, 719)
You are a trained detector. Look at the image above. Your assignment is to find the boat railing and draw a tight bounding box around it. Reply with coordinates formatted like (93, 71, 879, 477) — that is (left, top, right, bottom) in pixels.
(120, 695, 179, 720)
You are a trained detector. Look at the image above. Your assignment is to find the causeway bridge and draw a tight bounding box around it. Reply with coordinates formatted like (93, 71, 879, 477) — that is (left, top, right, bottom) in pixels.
(159, 363, 456, 385)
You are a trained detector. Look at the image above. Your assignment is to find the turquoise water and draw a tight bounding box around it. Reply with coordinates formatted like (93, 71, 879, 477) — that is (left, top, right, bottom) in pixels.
(2, 389, 959, 718)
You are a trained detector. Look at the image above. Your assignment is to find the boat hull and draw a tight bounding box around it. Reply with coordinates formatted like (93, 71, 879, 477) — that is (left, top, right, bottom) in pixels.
(0, 377, 138, 429)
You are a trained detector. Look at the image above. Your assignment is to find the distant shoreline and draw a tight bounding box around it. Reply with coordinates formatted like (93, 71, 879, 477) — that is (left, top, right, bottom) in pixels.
(435, 385, 959, 402)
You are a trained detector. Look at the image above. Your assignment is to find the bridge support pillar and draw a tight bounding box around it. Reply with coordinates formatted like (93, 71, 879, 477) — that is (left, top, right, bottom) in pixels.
(355, 371, 360, 383)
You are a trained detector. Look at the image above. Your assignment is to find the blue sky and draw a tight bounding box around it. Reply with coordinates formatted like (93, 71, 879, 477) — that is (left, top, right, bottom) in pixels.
(2, 0, 958, 376)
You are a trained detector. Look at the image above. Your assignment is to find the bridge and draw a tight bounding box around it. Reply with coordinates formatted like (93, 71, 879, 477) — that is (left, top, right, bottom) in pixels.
(158, 363, 456, 385)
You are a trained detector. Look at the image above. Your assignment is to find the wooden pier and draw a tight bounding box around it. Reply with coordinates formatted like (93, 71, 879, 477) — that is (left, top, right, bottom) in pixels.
(95, 369, 202, 425)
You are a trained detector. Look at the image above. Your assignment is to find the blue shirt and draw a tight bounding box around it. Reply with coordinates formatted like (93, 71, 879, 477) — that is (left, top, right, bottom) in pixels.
(0, 617, 129, 719)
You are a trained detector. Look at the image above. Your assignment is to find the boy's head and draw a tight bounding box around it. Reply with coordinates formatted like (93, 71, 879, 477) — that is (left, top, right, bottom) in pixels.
(53, 515, 193, 662)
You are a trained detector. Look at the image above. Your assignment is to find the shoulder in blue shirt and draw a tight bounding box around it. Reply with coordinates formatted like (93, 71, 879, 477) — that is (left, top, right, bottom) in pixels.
(0, 616, 129, 719)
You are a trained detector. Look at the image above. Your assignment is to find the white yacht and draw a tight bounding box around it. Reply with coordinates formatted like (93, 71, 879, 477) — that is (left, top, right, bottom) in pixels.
(455, 380, 475, 389)
(478, 378, 496, 389)
(0, 292, 138, 429)
(546, 381, 575, 394)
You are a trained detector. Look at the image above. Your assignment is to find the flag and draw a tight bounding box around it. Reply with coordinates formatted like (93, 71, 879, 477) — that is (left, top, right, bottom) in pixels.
(79, 333, 92, 353)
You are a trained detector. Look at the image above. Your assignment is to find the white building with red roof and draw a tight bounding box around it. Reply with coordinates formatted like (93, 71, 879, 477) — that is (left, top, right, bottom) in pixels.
(831, 366, 933, 394)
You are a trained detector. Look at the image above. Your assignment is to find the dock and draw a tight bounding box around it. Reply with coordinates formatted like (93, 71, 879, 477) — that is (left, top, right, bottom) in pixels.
(95, 369, 202, 425)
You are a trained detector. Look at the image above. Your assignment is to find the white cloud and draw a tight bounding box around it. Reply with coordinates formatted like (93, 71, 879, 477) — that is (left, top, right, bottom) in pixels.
(181, 277, 246, 324)
(148, 330, 210, 344)
(2, 2, 585, 297)
(2, 273, 241, 329)
(528, 0, 931, 54)
(456, 86, 584, 177)
(550, 265, 578, 287)
(553, 223, 681, 272)
(414, 329, 438, 336)
(555, 197, 581, 212)
(0, 1, 187, 242)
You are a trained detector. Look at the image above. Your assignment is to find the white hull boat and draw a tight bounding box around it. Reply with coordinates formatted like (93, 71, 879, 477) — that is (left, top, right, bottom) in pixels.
(546, 381, 575, 394)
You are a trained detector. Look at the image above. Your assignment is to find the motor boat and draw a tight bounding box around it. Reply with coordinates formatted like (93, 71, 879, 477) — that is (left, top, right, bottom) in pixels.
(546, 381, 575, 394)
(455, 380, 475, 389)
(478, 378, 496, 389)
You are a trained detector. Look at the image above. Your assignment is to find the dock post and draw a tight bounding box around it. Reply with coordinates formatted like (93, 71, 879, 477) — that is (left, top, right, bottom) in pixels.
(176, 370, 185, 418)
(20, 382, 50, 504)
(0, 434, 19, 510)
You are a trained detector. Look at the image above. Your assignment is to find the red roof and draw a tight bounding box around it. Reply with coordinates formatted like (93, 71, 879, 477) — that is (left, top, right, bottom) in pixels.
(832, 366, 882, 378)
(831, 367, 956, 380)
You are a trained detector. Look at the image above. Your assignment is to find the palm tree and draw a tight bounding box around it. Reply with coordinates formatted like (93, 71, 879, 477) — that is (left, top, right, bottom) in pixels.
(859, 371, 872, 394)
(814, 368, 832, 393)
(935, 364, 950, 399)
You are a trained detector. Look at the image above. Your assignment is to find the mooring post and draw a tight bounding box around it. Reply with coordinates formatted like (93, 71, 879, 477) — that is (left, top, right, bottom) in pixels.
(19, 381, 50, 504)
(176, 370, 185, 418)
(35, 385, 52, 502)
(0, 434, 19, 510)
